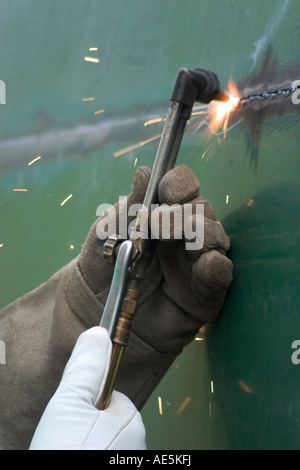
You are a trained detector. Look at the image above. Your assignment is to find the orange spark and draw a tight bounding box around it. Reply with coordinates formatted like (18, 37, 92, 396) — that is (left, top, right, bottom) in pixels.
(144, 117, 164, 126)
(176, 397, 191, 415)
(113, 134, 161, 158)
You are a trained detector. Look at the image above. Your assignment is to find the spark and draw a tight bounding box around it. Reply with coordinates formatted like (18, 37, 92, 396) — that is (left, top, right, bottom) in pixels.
(82, 97, 95, 101)
(0, 243, 3, 248)
(70, 244, 74, 250)
(89, 47, 98, 51)
(226, 194, 229, 204)
(113, 134, 161, 158)
(28, 155, 42, 166)
(60, 194, 73, 206)
(158, 396, 163, 415)
(201, 143, 214, 161)
(144, 117, 164, 126)
(84, 56, 99, 63)
(210, 380, 214, 394)
(13, 188, 27, 192)
(191, 110, 208, 116)
(176, 396, 191, 415)
(94, 109, 104, 115)
(238, 381, 254, 394)
(134, 157, 138, 167)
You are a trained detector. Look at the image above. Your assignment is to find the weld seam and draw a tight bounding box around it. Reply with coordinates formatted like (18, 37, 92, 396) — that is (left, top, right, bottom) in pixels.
(239, 85, 300, 105)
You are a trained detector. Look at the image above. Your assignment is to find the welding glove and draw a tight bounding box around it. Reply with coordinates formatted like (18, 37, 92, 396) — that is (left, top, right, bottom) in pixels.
(29, 326, 147, 450)
(69, 165, 232, 408)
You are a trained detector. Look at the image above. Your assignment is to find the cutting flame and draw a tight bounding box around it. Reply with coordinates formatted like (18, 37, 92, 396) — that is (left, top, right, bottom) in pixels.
(210, 81, 240, 134)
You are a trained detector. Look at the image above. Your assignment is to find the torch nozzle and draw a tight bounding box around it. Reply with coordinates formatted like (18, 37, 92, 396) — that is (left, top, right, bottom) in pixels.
(214, 89, 230, 102)
(171, 68, 231, 117)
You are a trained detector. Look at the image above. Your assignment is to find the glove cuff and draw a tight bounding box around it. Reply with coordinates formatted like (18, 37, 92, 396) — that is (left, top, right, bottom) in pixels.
(66, 260, 104, 328)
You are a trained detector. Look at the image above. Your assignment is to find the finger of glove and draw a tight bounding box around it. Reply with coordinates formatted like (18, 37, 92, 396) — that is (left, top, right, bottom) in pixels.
(157, 165, 217, 242)
(185, 217, 230, 261)
(189, 194, 217, 221)
(192, 250, 233, 300)
(149, 204, 229, 257)
(159, 164, 217, 221)
(158, 165, 200, 205)
(127, 166, 151, 207)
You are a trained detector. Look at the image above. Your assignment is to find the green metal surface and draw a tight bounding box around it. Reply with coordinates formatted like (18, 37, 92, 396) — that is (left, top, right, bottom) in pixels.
(1, 0, 300, 449)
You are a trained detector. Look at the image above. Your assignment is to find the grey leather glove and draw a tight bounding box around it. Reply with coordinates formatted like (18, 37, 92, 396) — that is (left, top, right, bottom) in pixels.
(70, 165, 233, 408)
(0, 165, 232, 450)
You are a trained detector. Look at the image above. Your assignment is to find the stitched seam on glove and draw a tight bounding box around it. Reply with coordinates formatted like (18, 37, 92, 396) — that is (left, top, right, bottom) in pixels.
(66, 264, 105, 327)
(79, 413, 106, 450)
(106, 411, 141, 450)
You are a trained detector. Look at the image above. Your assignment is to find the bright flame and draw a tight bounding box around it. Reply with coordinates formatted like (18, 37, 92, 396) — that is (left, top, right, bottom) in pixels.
(215, 95, 239, 121)
(210, 81, 240, 133)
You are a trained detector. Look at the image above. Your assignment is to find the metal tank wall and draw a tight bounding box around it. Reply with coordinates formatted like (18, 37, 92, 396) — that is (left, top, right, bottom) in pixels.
(0, 0, 299, 449)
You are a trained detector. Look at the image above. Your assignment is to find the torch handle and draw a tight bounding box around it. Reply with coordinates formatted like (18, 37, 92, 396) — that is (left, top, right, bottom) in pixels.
(97, 68, 228, 409)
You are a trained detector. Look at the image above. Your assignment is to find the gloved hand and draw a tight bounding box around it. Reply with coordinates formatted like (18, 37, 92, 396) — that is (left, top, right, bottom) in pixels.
(29, 327, 147, 450)
(68, 165, 233, 408)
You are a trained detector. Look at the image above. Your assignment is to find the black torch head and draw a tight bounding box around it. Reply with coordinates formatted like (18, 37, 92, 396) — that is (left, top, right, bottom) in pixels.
(189, 68, 230, 103)
(171, 67, 230, 118)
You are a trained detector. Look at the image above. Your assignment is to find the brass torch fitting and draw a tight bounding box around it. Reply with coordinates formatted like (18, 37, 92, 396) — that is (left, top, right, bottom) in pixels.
(113, 287, 140, 347)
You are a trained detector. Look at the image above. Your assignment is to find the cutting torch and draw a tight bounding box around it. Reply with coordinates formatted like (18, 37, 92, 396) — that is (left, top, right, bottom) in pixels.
(96, 67, 229, 409)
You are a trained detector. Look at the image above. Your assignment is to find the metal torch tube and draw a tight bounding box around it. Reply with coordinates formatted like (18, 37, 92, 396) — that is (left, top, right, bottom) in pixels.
(96, 343, 125, 410)
(97, 101, 186, 410)
(99, 240, 134, 339)
(142, 100, 184, 211)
